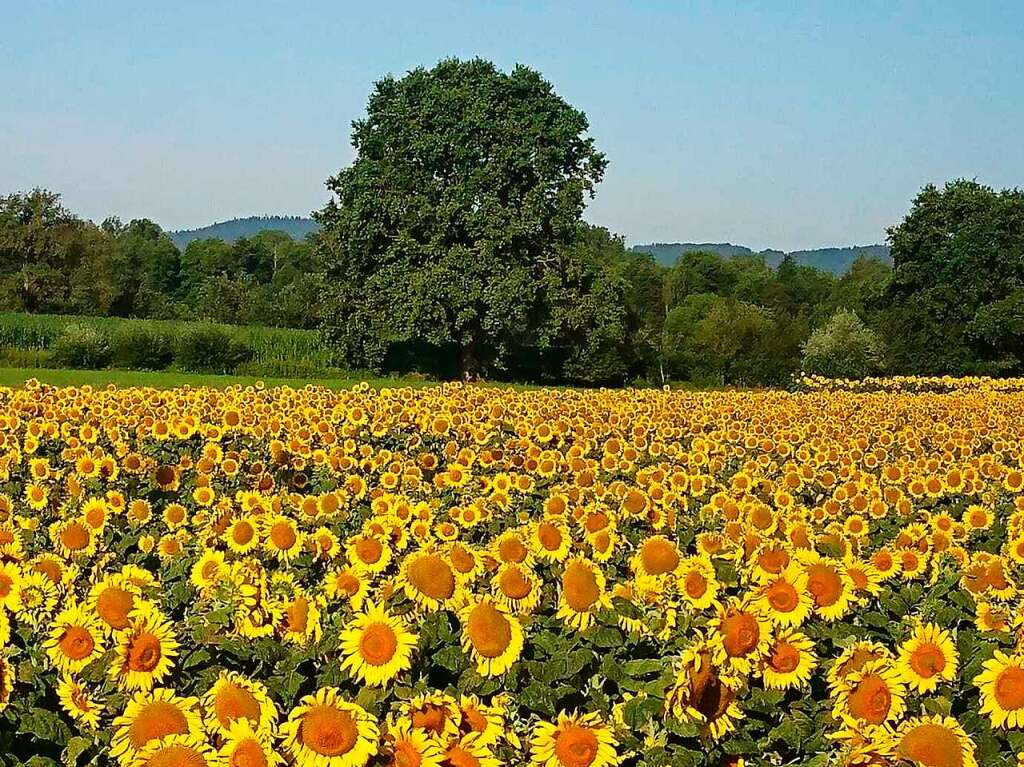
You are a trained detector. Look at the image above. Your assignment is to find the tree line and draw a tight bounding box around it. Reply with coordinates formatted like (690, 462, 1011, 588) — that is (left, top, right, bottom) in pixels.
(2, 58, 1022, 386)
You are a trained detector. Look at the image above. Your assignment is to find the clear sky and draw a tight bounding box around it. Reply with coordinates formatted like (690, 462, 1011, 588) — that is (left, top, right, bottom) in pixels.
(2, 1, 1022, 251)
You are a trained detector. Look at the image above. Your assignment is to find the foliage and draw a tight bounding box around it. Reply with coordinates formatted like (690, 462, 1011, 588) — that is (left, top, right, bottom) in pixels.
(173, 323, 253, 373)
(802, 309, 885, 379)
(50, 323, 113, 369)
(110, 324, 175, 371)
(316, 57, 607, 378)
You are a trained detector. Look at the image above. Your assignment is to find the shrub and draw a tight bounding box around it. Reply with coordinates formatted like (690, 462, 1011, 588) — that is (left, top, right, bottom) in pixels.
(174, 324, 253, 374)
(51, 323, 112, 369)
(802, 309, 885, 379)
(111, 324, 175, 370)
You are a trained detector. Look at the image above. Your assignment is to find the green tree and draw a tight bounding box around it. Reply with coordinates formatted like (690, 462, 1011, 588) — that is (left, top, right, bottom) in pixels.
(316, 58, 607, 378)
(693, 297, 778, 385)
(880, 179, 1024, 374)
(802, 309, 885, 378)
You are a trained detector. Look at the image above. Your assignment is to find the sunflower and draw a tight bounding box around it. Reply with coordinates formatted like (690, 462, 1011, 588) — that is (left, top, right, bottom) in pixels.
(833, 659, 906, 727)
(676, 556, 720, 611)
(219, 719, 283, 767)
(278, 589, 323, 647)
(631, 535, 681, 577)
(754, 563, 812, 628)
(399, 550, 458, 611)
(324, 566, 370, 610)
(460, 596, 524, 677)
(57, 675, 103, 728)
(191, 548, 228, 592)
(760, 630, 817, 690)
(897, 622, 958, 693)
(827, 641, 893, 693)
(557, 557, 611, 631)
(90, 574, 140, 634)
(382, 718, 443, 767)
(13, 569, 59, 628)
(111, 688, 204, 764)
(202, 670, 278, 738)
(130, 734, 219, 767)
(0, 654, 14, 713)
(456, 694, 507, 749)
(225, 515, 260, 554)
(111, 606, 179, 692)
(974, 650, 1024, 728)
(44, 601, 105, 674)
(281, 687, 379, 767)
(346, 533, 392, 574)
(666, 642, 744, 740)
(340, 601, 418, 687)
(492, 562, 542, 614)
(448, 542, 486, 584)
(888, 714, 978, 767)
(531, 520, 571, 562)
(0, 561, 22, 611)
(50, 517, 97, 558)
(265, 515, 305, 562)
(491, 529, 533, 567)
(400, 692, 462, 744)
(800, 553, 855, 621)
(530, 712, 618, 767)
(709, 597, 772, 675)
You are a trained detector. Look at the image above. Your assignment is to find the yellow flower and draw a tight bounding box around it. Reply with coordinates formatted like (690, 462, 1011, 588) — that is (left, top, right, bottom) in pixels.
(460, 596, 524, 677)
(530, 712, 618, 767)
(556, 557, 610, 632)
(340, 601, 418, 687)
(111, 687, 203, 764)
(889, 714, 978, 767)
(760, 629, 817, 690)
(281, 687, 379, 767)
(897, 622, 958, 693)
(110, 606, 179, 692)
(44, 601, 105, 674)
(57, 675, 103, 729)
(974, 650, 1024, 729)
(202, 670, 278, 738)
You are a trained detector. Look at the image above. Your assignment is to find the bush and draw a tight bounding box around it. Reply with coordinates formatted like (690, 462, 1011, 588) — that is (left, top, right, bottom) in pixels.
(802, 309, 885, 379)
(51, 324, 112, 369)
(111, 325, 175, 370)
(174, 324, 252, 374)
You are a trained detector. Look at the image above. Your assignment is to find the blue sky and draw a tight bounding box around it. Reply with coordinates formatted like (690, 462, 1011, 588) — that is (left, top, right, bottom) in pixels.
(2, 1, 1022, 250)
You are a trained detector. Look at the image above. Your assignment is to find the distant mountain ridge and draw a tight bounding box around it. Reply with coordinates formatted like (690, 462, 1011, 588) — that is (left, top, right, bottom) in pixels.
(631, 242, 891, 275)
(168, 216, 319, 249)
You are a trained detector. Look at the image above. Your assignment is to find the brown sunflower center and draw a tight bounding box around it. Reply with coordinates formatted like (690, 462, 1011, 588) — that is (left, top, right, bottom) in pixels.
(270, 522, 297, 551)
(769, 642, 801, 674)
(562, 562, 600, 612)
(909, 644, 946, 678)
(408, 555, 456, 601)
(720, 610, 761, 658)
(848, 674, 892, 724)
(995, 665, 1024, 710)
(499, 567, 532, 600)
(355, 537, 383, 564)
(58, 626, 95, 660)
(466, 603, 513, 658)
(806, 564, 842, 608)
(128, 632, 163, 672)
(128, 701, 189, 749)
(228, 736, 268, 767)
(214, 681, 261, 728)
(97, 586, 134, 630)
(554, 724, 600, 767)
(61, 522, 91, 551)
(359, 622, 399, 666)
(300, 705, 359, 756)
(765, 580, 799, 612)
(146, 743, 209, 767)
(896, 722, 966, 767)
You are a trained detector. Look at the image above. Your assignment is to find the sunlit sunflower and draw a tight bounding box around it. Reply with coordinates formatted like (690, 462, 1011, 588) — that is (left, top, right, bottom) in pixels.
(400, 692, 462, 744)
(828, 641, 893, 693)
(13, 569, 59, 628)
(130, 733, 219, 767)
(530, 711, 618, 767)
(219, 718, 284, 767)
(631, 535, 682, 578)
(760, 630, 817, 690)
(50, 517, 97, 558)
(399, 550, 459, 611)
(460, 595, 524, 677)
(111, 606, 179, 692)
(833, 659, 906, 727)
(278, 589, 323, 647)
(709, 596, 772, 675)
(264, 515, 305, 562)
(281, 687, 379, 767)
(974, 650, 1024, 728)
(340, 601, 418, 687)
(557, 557, 611, 631)
(324, 566, 370, 610)
(202, 670, 278, 738)
(799, 553, 855, 621)
(530, 520, 571, 562)
(381, 718, 443, 767)
(346, 533, 392, 574)
(225, 515, 260, 554)
(0, 561, 22, 611)
(492, 562, 542, 614)
(57, 674, 103, 728)
(456, 694, 509, 749)
(44, 601, 105, 674)
(897, 622, 958, 693)
(111, 688, 204, 764)
(0, 654, 14, 713)
(90, 574, 140, 634)
(191, 548, 229, 592)
(442, 733, 501, 767)
(754, 562, 812, 628)
(666, 640, 744, 740)
(676, 556, 720, 611)
(889, 714, 978, 767)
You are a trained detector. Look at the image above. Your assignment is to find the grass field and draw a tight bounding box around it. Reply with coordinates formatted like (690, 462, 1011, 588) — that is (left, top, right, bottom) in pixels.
(0, 365, 422, 390)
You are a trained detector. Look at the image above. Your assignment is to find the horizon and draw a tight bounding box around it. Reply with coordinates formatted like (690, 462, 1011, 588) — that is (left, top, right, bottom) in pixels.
(2, 2, 1022, 251)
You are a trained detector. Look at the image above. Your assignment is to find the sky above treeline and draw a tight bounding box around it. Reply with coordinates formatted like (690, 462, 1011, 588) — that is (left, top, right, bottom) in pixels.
(2, 1, 1022, 251)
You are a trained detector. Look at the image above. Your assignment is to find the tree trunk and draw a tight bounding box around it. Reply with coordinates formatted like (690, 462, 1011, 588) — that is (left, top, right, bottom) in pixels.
(460, 341, 480, 382)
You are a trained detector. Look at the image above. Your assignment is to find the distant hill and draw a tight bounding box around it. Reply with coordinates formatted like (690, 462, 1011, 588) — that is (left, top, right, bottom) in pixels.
(631, 242, 891, 275)
(169, 216, 319, 249)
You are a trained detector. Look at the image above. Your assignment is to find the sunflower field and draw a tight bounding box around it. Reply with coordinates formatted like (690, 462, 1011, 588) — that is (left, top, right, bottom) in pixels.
(1, 378, 1024, 767)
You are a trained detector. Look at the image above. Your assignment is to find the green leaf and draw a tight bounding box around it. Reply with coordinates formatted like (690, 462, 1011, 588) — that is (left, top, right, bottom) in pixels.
(63, 736, 93, 767)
